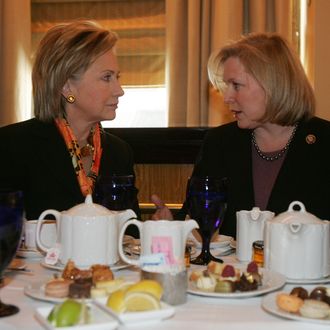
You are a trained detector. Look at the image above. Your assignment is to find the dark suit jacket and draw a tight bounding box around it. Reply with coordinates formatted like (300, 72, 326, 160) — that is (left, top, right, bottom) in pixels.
(0, 118, 139, 225)
(176, 117, 330, 238)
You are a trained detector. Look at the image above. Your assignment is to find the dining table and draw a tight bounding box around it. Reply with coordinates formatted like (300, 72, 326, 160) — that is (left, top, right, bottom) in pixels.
(0, 253, 329, 330)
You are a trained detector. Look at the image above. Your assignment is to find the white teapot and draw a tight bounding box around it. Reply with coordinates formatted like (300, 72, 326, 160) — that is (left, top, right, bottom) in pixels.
(236, 207, 274, 262)
(36, 195, 136, 268)
(264, 201, 330, 280)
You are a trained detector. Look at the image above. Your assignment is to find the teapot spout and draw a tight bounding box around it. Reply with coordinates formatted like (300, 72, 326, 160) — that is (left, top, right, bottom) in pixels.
(183, 219, 199, 241)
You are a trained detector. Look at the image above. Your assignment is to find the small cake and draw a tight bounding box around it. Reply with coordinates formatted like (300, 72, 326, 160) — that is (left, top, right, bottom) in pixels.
(91, 265, 114, 284)
(218, 264, 240, 282)
(196, 274, 216, 292)
(45, 278, 71, 298)
(68, 278, 92, 299)
(299, 299, 330, 319)
(309, 287, 330, 305)
(207, 261, 224, 275)
(276, 293, 304, 313)
(236, 273, 258, 292)
(290, 287, 309, 300)
(244, 261, 262, 285)
(214, 280, 236, 293)
(189, 269, 204, 283)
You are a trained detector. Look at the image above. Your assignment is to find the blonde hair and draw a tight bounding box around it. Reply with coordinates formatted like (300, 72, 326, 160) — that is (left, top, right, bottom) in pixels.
(32, 20, 118, 122)
(208, 33, 315, 125)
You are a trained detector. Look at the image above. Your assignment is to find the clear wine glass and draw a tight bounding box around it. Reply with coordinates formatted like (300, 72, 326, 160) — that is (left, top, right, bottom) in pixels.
(0, 189, 24, 317)
(186, 176, 227, 265)
(93, 175, 138, 211)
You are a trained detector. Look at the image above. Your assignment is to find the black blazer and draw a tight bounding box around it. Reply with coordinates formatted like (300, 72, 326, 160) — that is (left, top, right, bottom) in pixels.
(177, 117, 330, 238)
(0, 118, 139, 222)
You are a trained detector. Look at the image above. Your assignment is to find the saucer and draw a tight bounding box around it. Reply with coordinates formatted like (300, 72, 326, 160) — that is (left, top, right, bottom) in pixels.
(41, 259, 131, 272)
(16, 248, 43, 258)
(286, 274, 330, 284)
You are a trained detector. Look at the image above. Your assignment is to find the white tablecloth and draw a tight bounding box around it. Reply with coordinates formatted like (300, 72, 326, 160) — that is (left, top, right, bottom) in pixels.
(0, 256, 328, 330)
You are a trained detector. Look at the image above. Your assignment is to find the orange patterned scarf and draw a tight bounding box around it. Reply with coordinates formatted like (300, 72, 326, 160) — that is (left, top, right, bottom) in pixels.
(55, 118, 103, 196)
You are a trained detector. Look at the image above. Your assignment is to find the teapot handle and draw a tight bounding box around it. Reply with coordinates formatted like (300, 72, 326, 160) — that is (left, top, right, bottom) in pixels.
(36, 210, 60, 253)
(118, 219, 142, 266)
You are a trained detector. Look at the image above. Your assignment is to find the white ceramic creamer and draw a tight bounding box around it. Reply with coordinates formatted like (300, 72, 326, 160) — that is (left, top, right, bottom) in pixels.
(264, 201, 330, 280)
(36, 195, 136, 268)
(236, 207, 274, 262)
(118, 219, 199, 266)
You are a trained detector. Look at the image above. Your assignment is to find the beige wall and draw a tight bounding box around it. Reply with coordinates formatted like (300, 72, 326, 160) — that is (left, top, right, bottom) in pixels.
(309, 0, 330, 120)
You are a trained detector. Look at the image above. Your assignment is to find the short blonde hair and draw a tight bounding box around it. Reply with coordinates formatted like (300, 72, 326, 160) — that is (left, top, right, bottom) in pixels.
(32, 20, 118, 122)
(208, 33, 315, 125)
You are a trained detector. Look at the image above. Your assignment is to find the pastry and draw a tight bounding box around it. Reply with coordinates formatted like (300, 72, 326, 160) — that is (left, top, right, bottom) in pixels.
(45, 278, 71, 298)
(290, 287, 309, 300)
(299, 299, 330, 319)
(68, 278, 92, 299)
(196, 275, 216, 292)
(214, 280, 236, 293)
(309, 287, 330, 305)
(91, 265, 114, 284)
(276, 293, 304, 313)
(207, 261, 224, 275)
(236, 273, 258, 292)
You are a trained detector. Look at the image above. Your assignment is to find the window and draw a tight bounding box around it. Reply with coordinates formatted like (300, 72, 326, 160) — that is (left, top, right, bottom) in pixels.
(31, 0, 166, 127)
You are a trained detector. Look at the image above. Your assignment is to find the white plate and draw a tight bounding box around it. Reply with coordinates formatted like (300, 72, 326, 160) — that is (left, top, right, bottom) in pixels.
(187, 265, 286, 298)
(24, 281, 93, 304)
(286, 275, 330, 284)
(188, 234, 233, 249)
(17, 248, 43, 258)
(262, 291, 330, 324)
(35, 304, 119, 330)
(94, 299, 175, 326)
(41, 259, 130, 272)
(8, 258, 27, 270)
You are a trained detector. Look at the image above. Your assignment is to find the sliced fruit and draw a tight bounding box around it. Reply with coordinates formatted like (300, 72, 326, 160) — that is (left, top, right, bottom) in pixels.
(126, 279, 163, 300)
(124, 291, 161, 312)
(106, 289, 126, 313)
(55, 299, 83, 327)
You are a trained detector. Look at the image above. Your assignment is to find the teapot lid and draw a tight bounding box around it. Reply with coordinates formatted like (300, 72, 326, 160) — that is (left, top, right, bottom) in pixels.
(270, 201, 324, 224)
(65, 195, 112, 216)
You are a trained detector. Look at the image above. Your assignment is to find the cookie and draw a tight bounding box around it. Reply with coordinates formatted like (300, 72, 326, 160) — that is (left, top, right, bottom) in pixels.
(276, 293, 304, 313)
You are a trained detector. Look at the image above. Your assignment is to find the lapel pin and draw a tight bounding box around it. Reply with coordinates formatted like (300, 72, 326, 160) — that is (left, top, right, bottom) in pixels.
(305, 134, 316, 144)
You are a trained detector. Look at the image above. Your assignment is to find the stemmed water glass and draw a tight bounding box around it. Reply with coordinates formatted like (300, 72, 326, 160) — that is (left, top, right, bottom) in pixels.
(93, 175, 138, 211)
(186, 176, 227, 265)
(0, 189, 24, 317)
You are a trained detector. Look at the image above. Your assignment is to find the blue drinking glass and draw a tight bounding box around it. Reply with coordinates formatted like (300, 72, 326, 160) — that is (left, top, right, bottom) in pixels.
(93, 175, 138, 211)
(0, 189, 24, 317)
(186, 176, 228, 265)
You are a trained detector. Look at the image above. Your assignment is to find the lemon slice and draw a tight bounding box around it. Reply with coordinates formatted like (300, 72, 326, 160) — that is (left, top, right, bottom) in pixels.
(124, 291, 161, 312)
(106, 289, 126, 313)
(126, 280, 163, 300)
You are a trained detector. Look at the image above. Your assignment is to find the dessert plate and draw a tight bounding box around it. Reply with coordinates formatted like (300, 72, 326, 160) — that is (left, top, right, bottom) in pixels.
(188, 234, 233, 249)
(94, 299, 175, 326)
(40, 259, 130, 272)
(35, 304, 119, 330)
(286, 275, 330, 284)
(24, 281, 92, 304)
(262, 291, 330, 324)
(187, 265, 286, 298)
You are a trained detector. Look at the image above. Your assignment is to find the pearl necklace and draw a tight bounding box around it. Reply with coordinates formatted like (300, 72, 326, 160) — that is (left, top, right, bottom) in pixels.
(251, 124, 298, 161)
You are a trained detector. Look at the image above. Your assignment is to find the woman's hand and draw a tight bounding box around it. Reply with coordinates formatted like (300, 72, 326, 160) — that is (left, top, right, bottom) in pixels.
(151, 194, 173, 220)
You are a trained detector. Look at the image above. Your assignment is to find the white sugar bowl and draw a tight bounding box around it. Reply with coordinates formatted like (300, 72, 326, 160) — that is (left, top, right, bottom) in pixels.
(264, 201, 330, 280)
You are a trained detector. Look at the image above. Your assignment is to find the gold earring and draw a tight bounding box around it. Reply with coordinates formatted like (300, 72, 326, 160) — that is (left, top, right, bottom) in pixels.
(66, 94, 75, 103)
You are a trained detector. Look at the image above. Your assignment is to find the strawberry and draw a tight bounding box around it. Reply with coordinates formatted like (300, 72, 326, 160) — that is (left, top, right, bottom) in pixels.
(247, 261, 258, 273)
(221, 265, 235, 277)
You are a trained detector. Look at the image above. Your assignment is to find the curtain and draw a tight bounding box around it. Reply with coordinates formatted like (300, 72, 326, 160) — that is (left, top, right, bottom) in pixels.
(0, 0, 31, 126)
